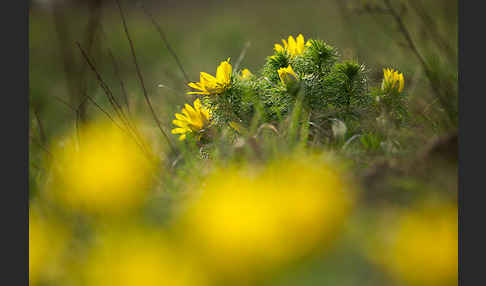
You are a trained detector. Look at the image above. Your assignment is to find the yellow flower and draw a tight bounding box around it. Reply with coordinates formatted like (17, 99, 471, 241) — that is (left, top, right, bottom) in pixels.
(188, 58, 232, 95)
(178, 154, 354, 278)
(171, 98, 211, 141)
(84, 227, 207, 286)
(239, 68, 253, 80)
(277, 65, 298, 85)
(29, 208, 70, 285)
(366, 202, 457, 286)
(381, 67, 404, 93)
(274, 34, 309, 57)
(48, 120, 156, 215)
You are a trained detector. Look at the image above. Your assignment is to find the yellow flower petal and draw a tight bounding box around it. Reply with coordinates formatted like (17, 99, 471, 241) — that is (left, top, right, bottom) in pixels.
(278, 65, 298, 85)
(174, 113, 186, 121)
(172, 119, 188, 128)
(185, 104, 197, 116)
(171, 128, 188, 134)
(181, 108, 191, 119)
(216, 59, 232, 86)
(200, 72, 217, 83)
(282, 39, 288, 50)
(296, 34, 305, 54)
(240, 69, 253, 80)
(187, 91, 210, 95)
(193, 98, 202, 111)
(188, 82, 204, 91)
(274, 44, 284, 53)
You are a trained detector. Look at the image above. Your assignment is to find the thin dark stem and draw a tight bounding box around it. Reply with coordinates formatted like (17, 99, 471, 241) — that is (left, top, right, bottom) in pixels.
(382, 0, 429, 73)
(77, 0, 103, 122)
(54, 96, 77, 112)
(108, 49, 131, 113)
(98, 23, 131, 112)
(76, 42, 153, 157)
(85, 95, 121, 130)
(408, 0, 456, 65)
(76, 42, 126, 120)
(140, 3, 190, 84)
(108, 49, 130, 113)
(53, 2, 81, 119)
(334, 0, 360, 54)
(106, 49, 154, 156)
(115, 0, 175, 152)
(32, 107, 46, 145)
(75, 110, 81, 145)
(30, 135, 53, 158)
(84, 92, 152, 158)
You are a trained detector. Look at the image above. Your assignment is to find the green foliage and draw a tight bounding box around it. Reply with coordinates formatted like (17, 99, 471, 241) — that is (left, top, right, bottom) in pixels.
(262, 51, 291, 83)
(294, 39, 338, 75)
(371, 84, 409, 128)
(360, 132, 383, 152)
(201, 37, 380, 145)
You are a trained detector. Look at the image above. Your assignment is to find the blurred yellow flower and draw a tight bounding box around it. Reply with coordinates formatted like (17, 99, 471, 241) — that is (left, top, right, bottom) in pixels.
(381, 67, 404, 93)
(49, 120, 156, 215)
(178, 154, 354, 278)
(274, 34, 310, 57)
(367, 202, 457, 286)
(278, 65, 298, 85)
(84, 228, 207, 286)
(240, 68, 253, 80)
(29, 208, 70, 285)
(188, 58, 232, 95)
(171, 98, 211, 141)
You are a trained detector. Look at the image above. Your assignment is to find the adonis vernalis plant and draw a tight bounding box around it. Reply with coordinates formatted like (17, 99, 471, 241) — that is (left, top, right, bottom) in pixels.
(174, 34, 407, 143)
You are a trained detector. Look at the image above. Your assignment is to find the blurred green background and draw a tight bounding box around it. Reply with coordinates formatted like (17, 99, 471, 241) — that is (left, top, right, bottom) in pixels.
(29, 0, 457, 140)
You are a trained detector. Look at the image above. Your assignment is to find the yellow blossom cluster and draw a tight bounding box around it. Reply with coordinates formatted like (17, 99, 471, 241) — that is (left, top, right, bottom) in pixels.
(187, 58, 232, 95)
(274, 34, 310, 57)
(171, 98, 211, 141)
(381, 67, 405, 93)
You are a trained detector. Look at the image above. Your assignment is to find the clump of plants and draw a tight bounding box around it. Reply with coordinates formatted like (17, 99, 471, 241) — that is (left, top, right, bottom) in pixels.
(172, 34, 406, 146)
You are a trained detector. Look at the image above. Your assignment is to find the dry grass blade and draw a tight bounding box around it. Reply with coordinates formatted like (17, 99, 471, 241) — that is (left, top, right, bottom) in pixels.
(108, 49, 131, 113)
(382, 0, 429, 72)
(32, 106, 47, 145)
(115, 0, 175, 152)
(256, 123, 279, 137)
(140, 3, 190, 84)
(76, 42, 154, 157)
(75, 42, 126, 121)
